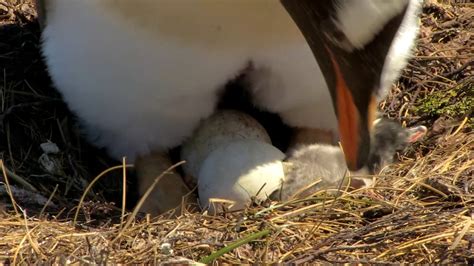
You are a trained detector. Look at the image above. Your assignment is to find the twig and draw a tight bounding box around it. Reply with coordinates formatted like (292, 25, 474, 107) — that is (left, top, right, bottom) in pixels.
(0, 161, 37, 192)
(439, 60, 473, 79)
(39, 184, 58, 218)
(111, 161, 185, 244)
(0, 159, 19, 215)
(292, 243, 381, 264)
(0, 100, 59, 126)
(73, 164, 134, 226)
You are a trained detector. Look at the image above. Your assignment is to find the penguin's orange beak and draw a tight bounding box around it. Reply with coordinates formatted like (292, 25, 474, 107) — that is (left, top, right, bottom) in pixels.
(326, 48, 378, 170)
(281, 0, 408, 170)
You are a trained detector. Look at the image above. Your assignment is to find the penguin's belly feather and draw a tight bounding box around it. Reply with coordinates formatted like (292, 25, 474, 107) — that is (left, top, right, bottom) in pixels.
(41, 0, 337, 160)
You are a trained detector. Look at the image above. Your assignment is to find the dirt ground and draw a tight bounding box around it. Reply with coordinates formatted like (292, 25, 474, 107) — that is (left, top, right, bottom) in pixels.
(0, 0, 472, 264)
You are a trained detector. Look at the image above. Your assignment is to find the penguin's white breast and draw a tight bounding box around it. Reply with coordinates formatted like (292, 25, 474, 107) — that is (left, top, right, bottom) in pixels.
(41, 0, 333, 159)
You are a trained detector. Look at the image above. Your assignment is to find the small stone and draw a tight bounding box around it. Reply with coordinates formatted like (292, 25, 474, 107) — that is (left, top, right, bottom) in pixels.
(38, 154, 60, 174)
(160, 242, 174, 255)
(40, 141, 60, 154)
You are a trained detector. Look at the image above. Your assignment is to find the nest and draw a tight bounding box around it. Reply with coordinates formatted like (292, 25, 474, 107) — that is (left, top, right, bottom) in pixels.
(0, 0, 472, 264)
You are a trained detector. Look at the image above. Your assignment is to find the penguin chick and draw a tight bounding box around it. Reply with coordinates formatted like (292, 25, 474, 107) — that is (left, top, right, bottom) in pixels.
(272, 119, 427, 200)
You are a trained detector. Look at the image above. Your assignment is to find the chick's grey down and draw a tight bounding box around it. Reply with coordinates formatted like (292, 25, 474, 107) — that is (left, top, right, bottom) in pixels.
(274, 119, 427, 200)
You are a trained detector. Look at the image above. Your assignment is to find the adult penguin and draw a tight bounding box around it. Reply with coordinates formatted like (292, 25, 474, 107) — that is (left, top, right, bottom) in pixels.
(35, 0, 421, 214)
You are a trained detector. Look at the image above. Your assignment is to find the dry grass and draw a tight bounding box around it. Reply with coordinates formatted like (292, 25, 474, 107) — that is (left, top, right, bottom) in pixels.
(0, 0, 473, 264)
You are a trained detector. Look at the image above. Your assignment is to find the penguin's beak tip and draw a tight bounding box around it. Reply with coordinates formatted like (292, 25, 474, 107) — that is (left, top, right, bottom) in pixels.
(336, 86, 376, 171)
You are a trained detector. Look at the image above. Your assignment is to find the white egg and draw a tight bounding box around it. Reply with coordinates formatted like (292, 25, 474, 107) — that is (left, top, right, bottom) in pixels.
(198, 140, 285, 214)
(181, 110, 271, 181)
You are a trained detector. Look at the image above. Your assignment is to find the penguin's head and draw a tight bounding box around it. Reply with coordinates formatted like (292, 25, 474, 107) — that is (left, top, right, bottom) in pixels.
(281, 0, 421, 171)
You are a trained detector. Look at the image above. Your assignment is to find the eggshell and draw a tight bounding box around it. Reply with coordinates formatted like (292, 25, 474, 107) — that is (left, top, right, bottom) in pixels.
(198, 140, 285, 213)
(181, 110, 271, 181)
